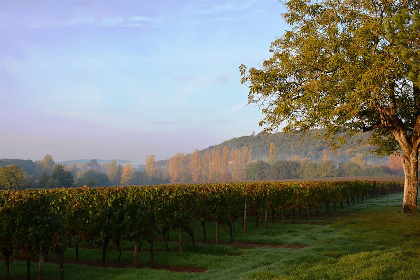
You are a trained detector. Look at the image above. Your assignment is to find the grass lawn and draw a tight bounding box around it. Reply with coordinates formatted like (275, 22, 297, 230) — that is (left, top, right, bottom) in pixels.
(2, 192, 420, 280)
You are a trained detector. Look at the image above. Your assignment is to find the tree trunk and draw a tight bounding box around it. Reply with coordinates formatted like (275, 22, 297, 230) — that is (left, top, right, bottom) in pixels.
(401, 148, 419, 213)
(116, 239, 122, 263)
(227, 220, 234, 243)
(102, 237, 110, 267)
(27, 259, 31, 280)
(57, 249, 65, 280)
(201, 220, 207, 242)
(185, 227, 197, 251)
(255, 211, 259, 227)
(1, 249, 11, 280)
(75, 241, 79, 263)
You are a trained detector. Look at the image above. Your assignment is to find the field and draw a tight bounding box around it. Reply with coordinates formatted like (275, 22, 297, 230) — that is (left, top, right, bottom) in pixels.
(1, 187, 420, 280)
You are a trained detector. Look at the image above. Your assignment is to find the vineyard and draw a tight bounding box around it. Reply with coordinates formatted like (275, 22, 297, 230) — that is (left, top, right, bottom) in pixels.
(0, 180, 403, 280)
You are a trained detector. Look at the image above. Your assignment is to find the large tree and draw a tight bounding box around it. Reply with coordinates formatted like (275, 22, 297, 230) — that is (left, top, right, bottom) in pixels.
(240, 0, 419, 213)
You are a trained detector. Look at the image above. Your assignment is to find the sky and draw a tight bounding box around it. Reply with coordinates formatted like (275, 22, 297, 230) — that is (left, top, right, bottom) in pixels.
(0, 0, 288, 164)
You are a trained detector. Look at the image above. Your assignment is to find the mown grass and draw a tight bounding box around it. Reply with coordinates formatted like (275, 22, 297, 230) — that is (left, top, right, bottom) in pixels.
(1, 193, 420, 280)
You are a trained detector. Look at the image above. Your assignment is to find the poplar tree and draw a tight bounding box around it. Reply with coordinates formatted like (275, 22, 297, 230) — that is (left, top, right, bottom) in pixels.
(106, 160, 120, 185)
(269, 142, 276, 165)
(145, 155, 155, 183)
(240, 0, 420, 213)
(121, 163, 134, 185)
(190, 149, 200, 183)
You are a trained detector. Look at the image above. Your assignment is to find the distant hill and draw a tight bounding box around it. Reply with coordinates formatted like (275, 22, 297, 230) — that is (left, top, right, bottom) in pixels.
(160, 130, 389, 165)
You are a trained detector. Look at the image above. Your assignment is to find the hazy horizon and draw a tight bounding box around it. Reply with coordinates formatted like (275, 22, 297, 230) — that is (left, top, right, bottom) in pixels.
(0, 0, 288, 164)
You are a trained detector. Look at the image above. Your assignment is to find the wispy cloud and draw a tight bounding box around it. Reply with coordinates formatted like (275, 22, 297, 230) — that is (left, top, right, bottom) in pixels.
(213, 75, 231, 84)
(153, 121, 174, 125)
(205, 120, 234, 123)
(178, 76, 209, 96)
(31, 15, 155, 28)
(173, 75, 196, 83)
(188, 0, 256, 15)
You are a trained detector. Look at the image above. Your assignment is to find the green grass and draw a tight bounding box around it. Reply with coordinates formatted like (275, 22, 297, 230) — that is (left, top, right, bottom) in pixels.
(2, 193, 420, 280)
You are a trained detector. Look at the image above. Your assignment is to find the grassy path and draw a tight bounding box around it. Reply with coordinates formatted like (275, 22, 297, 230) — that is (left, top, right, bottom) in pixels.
(2, 193, 420, 280)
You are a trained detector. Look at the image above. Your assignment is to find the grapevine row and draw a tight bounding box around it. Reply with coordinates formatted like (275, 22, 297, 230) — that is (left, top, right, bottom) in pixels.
(0, 180, 402, 279)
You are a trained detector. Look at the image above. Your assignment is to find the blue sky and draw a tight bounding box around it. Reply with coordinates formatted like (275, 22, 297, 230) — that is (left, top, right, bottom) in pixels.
(0, 0, 287, 164)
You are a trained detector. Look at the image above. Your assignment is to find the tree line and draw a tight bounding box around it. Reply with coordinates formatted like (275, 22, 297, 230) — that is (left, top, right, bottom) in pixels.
(245, 158, 404, 181)
(0, 146, 253, 189)
(0, 142, 406, 190)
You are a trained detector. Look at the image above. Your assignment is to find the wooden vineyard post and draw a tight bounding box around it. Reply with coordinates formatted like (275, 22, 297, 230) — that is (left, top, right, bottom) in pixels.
(264, 198, 269, 229)
(149, 240, 154, 267)
(133, 239, 140, 268)
(39, 246, 45, 280)
(243, 201, 247, 234)
(179, 229, 183, 252)
(216, 219, 220, 244)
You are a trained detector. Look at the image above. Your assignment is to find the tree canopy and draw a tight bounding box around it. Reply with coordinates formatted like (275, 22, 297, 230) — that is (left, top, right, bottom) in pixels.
(240, 0, 419, 213)
(0, 165, 25, 190)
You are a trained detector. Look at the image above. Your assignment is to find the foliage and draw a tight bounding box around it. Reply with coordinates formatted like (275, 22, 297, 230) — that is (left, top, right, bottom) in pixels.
(240, 0, 419, 146)
(0, 165, 25, 190)
(245, 161, 270, 181)
(77, 169, 112, 187)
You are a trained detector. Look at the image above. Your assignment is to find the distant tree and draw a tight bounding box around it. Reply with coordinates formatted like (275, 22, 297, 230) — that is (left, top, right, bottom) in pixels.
(387, 154, 403, 171)
(145, 155, 155, 183)
(66, 163, 79, 180)
(78, 169, 111, 187)
(299, 161, 322, 179)
(242, 146, 249, 167)
(86, 159, 101, 171)
(212, 150, 221, 181)
(51, 165, 74, 188)
(269, 142, 276, 165)
(37, 172, 51, 189)
(121, 163, 134, 185)
(106, 160, 121, 185)
(240, 0, 420, 213)
(338, 162, 362, 178)
(350, 153, 367, 169)
(130, 171, 144, 185)
(190, 149, 200, 183)
(247, 148, 253, 165)
(0, 165, 25, 190)
(24, 173, 36, 189)
(221, 146, 230, 176)
(270, 160, 300, 180)
(231, 148, 243, 181)
(169, 153, 191, 183)
(319, 160, 338, 178)
(245, 160, 270, 181)
(41, 154, 55, 174)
